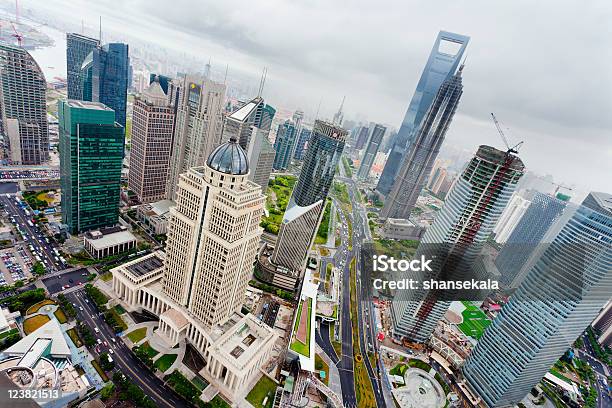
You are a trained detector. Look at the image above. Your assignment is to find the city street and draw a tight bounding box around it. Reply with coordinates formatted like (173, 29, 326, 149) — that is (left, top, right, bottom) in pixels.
(42, 268, 90, 294)
(0, 194, 67, 272)
(65, 288, 189, 408)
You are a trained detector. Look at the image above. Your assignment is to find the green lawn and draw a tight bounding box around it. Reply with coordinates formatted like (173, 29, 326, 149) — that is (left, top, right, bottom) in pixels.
(66, 328, 83, 347)
(315, 200, 332, 244)
(290, 298, 312, 357)
(0, 328, 18, 339)
(458, 301, 491, 339)
(154, 354, 177, 372)
(23, 315, 50, 334)
(140, 341, 159, 358)
(246, 375, 277, 408)
(53, 308, 68, 324)
(127, 327, 147, 343)
(260, 176, 296, 235)
(315, 354, 329, 385)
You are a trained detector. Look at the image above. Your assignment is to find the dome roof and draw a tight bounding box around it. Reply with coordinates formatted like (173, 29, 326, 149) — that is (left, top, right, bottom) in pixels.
(206, 138, 249, 175)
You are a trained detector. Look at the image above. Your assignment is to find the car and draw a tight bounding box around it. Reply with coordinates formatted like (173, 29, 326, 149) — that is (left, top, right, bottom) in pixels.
(94, 327, 99, 333)
(111, 338, 116, 343)
(97, 339, 102, 345)
(68, 279, 74, 283)
(103, 341, 108, 347)
(78, 281, 82, 285)
(85, 299, 89, 303)
(79, 307, 83, 311)
(109, 348, 114, 354)
(64, 284, 70, 288)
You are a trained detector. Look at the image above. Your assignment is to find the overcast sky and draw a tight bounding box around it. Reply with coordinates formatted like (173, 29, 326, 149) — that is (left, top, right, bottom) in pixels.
(23, 0, 612, 196)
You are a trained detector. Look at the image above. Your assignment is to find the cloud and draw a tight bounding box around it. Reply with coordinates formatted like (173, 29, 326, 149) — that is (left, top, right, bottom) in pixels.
(26, 0, 612, 194)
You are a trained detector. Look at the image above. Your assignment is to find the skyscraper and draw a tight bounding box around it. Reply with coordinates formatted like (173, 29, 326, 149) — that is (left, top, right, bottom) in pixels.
(81, 43, 130, 129)
(293, 127, 312, 160)
(392, 145, 524, 342)
(59, 100, 124, 234)
(377, 31, 469, 196)
(110, 138, 276, 403)
(0, 44, 49, 165)
(247, 128, 276, 189)
(357, 124, 386, 180)
(272, 120, 297, 170)
(253, 103, 276, 134)
(128, 79, 175, 203)
(162, 138, 264, 328)
(492, 191, 533, 244)
(463, 192, 612, 407)
(272, 120, 347, 272)
(355, 125, 370, 150)
(381, 67, 464, 219)
(66, 33, 99, 100)
(222, 96, 263, 149)
(166, 75, 226, 200)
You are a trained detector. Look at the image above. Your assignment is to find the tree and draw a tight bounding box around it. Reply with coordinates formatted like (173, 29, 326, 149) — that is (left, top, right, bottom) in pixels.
(99, 353, 115, 371)
(32, 262, 45, 276)
(100, 383, 115, 401)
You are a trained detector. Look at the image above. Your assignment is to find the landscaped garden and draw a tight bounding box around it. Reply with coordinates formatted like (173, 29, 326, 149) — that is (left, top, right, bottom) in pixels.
(25, 299, 55, 315)
(289, 297, 312, 357)
(66, 327, 83, 347)
(315, 354, 329, 385)
(246, 375, 277, 408)
(53, 308, 68, 324)
(457, 301, 491, 339)
(127, 327, 147, 343)
(260, 176, 296, 234)
(23, 314, 51, 334)
(314, 200, 332, 244)
(154, 354, 177, 372)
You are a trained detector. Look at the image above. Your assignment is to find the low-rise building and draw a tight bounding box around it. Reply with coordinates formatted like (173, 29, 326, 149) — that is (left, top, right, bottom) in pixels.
(381, 218, 425, 240)
(0, 307, 20, 335)
(83, 226, 137, 259)
(136, 199, 173, 235)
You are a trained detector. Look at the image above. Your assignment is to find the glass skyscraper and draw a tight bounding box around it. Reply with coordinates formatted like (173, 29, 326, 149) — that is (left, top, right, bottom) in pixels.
(293, 127, 311, 160)
(357, 124, 386, 180)
(291, 120, 347, 207)
(66, 33, 99, 100)
(272, 120, 297, 170)
(463, 192, 612, 407)
(81, 43, 129, 130)
(59, 100, 124, 234)
(495, 191, 567, 288)
(391, 145, 524, 342)
(377, 31, 469, 196)
(381, 67, 464, 219)
(0, 44, 49, 165)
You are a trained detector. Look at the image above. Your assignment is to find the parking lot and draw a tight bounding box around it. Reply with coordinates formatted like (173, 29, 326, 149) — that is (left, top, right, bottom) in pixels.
(0, 245, 33, 285)
(42, 268, 91, 294)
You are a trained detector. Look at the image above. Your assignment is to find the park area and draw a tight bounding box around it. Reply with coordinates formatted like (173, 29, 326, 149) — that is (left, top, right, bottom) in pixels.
(246, 375, 277, 408)
(260, 176, 296, 235)
(290, 297, 312, 357)
(457, 301, 491, 339)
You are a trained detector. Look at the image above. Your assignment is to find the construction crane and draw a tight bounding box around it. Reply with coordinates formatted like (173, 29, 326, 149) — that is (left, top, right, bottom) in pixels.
(491, 112, 523, 154)
(535, 176, 573, 196)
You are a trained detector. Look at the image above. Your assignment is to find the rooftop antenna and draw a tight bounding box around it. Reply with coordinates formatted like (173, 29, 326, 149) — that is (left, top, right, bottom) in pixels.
(314, 97, 322, 120)
(81, 19, 84, 35)
(223, 64, 228, 84)
(99, 16, 102, 42)
(257, 67, 268, 97)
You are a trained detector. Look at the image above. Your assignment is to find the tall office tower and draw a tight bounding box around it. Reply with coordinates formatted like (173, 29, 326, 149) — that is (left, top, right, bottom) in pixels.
(495, 191, 566, 288)
(293, 127, 311, 160)
(59, 100, 124, 234)
(381, 67, 464, 220)
(66, 33, 99, 100)
(493, 192, 532, 243)
(377, 31, 468, 196)
(357, 124, 386, 180)
(392, 145, 524, 342)
(355, 125, 370, 150)
(463, 192, 612, 407)
(81, 43, 129, 129)
(247, 128, 276, 189)
(128, 79, 175, 203)
(592, 301, 612, 347)
(253, 103, 276, 134)
(272, 120, 297, 170)
(0, 44, 49, 165)
(162, 138, 265, 328)
(272, 120, 347, 271)
(166, 75, 226, 200)
(222, 96, 263, 149)
(332, 97, 345, 126)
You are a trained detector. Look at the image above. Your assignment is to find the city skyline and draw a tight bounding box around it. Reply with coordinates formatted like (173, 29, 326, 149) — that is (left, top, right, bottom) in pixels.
(25, 0, 612, 198)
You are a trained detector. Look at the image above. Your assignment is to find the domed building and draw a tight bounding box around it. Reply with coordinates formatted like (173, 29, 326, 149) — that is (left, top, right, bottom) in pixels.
(109, 138, 277, 404)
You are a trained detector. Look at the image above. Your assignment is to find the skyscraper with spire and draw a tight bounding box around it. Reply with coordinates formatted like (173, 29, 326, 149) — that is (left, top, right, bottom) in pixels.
(332, 96, 345, 126)
(381, 66, 464, 220)
(377, 31, 469, 196)
(392, 145, 524, 342)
